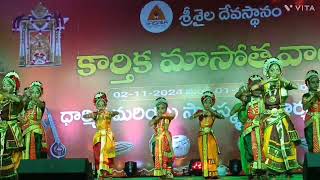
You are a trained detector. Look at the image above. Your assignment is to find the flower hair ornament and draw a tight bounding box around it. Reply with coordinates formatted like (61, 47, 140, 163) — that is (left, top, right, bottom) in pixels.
(248, 74, 263, 86)
(93, 91, 108, 104)
(30, 81, 43, 95)
(248, 74, 263, 82)
(201, 91, 216, 104)
(155, 97, 168, 107)
(4, 71, 20, 92)
(263, 58, 283, 78)
(305, 70, 319, 86)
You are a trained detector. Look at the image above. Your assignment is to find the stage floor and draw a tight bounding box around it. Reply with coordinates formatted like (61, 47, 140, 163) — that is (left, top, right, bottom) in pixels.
(102, 174, 302, 179)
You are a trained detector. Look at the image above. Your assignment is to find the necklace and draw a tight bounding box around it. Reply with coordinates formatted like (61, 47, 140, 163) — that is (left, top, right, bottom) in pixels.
(268, 81, 279, 103)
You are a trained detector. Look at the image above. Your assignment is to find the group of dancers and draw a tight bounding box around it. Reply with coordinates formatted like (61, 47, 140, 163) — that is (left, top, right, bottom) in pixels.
(231, 58, 319, 180)
(0, 57, 319, 180)
(87, 57, 319, 180)
(83, 85, 225, 179)
(0, 72, 47, 179)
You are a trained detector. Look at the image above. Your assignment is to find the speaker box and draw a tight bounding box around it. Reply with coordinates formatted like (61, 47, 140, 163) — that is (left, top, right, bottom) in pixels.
(303, 153, 320, 180)
(229, 159, 242, 176)
(124, 161, 137, 177)
(17, 159, 93, 180)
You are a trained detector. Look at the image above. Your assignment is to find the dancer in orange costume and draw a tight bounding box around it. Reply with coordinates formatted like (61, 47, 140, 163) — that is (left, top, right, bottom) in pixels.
(21, 81, 47, 160)
(149, 97, 175, 179)
(83, 92, 119, 179)
(302, 70, 320, 153)
(190, 91, 224, 179)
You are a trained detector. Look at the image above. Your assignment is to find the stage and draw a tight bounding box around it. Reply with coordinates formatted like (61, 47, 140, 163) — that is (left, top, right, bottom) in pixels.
(99, 175, 303, 179)
(17, 159, 305, 180)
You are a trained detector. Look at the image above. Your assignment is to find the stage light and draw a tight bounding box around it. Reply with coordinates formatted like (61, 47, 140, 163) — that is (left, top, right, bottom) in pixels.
(188, 159, 202, 176)
(124, 161, 137, 177)
(229, 159, 242, 176)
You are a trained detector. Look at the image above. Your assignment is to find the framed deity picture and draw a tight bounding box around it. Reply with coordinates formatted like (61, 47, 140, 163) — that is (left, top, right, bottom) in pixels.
(13, 2, 68, 67)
